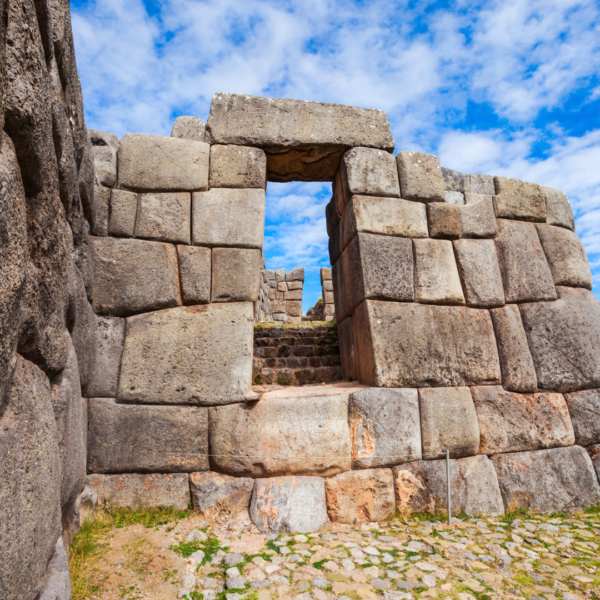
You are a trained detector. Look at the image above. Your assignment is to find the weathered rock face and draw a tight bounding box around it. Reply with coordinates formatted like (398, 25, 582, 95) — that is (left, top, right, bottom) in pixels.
(209, 144, 267, 189)
(249, 476, 329, 533)
(542, 186, 575, 231)
(472, 386, 575, 455)
(493, 176, 546, 222)
(393, 456, 504, 516)
(338, 317, 358, 381)
(565, 389, 600, 446)
(118, 303, 254, 405)
(178, 245, 212, 305)
(37, 538, 72, 600)
(88, 398, 209, 473)
(171, 116, 206, 142)
(86, 316, 125, 398)
(396, 152, 445, 203)
(349, 388, 421, 468)
(189, 472, 255, 517)
(209, 393, 351, 477)
(491, 446, 600, 513)
(211, 247, 262, 302)
(206, 93, 395, 181)
(136, 192, 191, 244)
(588, 445, 600, 484)
(325, 468, 395, 524)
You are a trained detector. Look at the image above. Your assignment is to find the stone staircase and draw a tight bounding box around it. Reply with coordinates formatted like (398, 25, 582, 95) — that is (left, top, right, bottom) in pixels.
(253, 323, 342, 386)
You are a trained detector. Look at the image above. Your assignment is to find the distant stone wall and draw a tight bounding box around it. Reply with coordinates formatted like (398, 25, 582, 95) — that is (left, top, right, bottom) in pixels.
(262, 268, 305, 322)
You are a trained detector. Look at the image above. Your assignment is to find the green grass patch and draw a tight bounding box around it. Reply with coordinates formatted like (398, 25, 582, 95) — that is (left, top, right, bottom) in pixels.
(312, 559, 328, 570)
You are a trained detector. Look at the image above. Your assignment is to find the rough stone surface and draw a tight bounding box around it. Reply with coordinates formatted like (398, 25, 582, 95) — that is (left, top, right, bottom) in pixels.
(442, 167, 471, 192)
(349, 388, 421, 469)
(88, 398, 209, 473)
(543, 185, 575, 231)
(445, 190, 465, 205)
(413, 239, 465, 305)
(460, 194, 497, 238)
(206, 93, 395, 182)
(171, 116, 206, 142)
(493, 176, 546, 222)
(118, 133, 210, 192)
(118, 303, 253, 405)
(212, 248, 262, 302)
(178, 245, 211, 305)
(92, 144, 117, 188)
(86, 473, 191, 510)
(453, 239, 505, 308)
(519, 287, 600, 393)
(338, 317, 357, 382)
(136, 192, 191, 244)
(286, 267, 305, 282)
(419, 387, 480, 459)
(92, 237, 181, 316)
(210, 145, 267, 189)
(427, 202, 460, 239)
(495, 219, 557, 303)
(286, 300, 302, 318)
(536, 224, 592, 289)
(396, 152, 445, 203)
(565, 389, 600, 446)
(192, 188, 265, 249)
(354, 300, 501, 388)
(489, 304, 537, 393)
(249, 476, 329, 533)
(37, 537, 72, 600)
(472, 386, 575, 455)
(86, 316, 125, 398)
(588, 445, 600, 484)
(189, 472, 255, 516)
(469, 173, 495, 195)
(491, 446, 600, 513)
(326, 197, 341, 237)
(108, 189, 138, 237)
(209, 393, 351, 477)
(91, 182, 111, 235)
(393, 455, 504, 516)
(325, 468, 395, 524)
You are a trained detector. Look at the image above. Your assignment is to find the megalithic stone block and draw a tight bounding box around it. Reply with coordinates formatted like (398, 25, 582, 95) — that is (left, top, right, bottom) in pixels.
(108, 189, 138, 238)
(211, 248, 261, 303)
(338, 316, 357, 381)
(442, 167, 471, 192)
(189, 471, 254, 517)
(565, 389, 600, 446)
(542, 185, 575, 231)
(135, 192, 191, 244)
(209, 144, 267, 189)
(396, 151, 445, 203)
(469, 173, 495, 195)
(178, 245, 211, 305)
(460, 194, 497, 238)
(493, 176, 546, 222)
(86, 316, 126, 398)
(427, 202, 461, 239)
(171, 116, 206, 142)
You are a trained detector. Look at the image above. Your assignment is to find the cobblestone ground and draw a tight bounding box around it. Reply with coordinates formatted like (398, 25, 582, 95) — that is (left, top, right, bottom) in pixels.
(76, 511, 600, 600)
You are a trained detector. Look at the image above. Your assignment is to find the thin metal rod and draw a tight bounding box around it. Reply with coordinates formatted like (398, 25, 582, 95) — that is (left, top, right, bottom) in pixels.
(447, 449, 451, 526)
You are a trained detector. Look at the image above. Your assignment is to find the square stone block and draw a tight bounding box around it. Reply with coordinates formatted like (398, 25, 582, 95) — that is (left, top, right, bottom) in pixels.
(493, 176, 546, 222)
(192, 188, 265, 249)
(288, 281, 303, 290)
(277, 281, 288, 292)
(284, 289, 302, 300)
(171, 116, 206, 142)
(565, 389, 600, 446)
(543, 185, 575, 231)
(469, 173, 495, 195)
(427, 202, 460, 239)
(108, 189, 138, 237)
(86, 316, 125, 398)
(442, 167, 471, 193)
(324, 291, 334, 304)
(118, 133, 209, 192)
(461, 194, 497, 238)
(286, 267, 305, 282)
(189, 472, 254, 517)
(396, 151, 445, 203)
(88, 398, 209, 473)
(211, 248, 261, 302)
(209, 144, 267, 189)
(178, 245, 211, 305)
(135, 192, 191, 244)
(353, 300, 501, 388)
(91, 237, 181, 316)
(286, 300, 302, 317)
(117, 303, 254, 405)
(444, 190, 465, 205)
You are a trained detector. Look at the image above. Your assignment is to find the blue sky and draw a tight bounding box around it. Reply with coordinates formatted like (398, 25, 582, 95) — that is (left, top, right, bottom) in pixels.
(71, 0, 600, 313)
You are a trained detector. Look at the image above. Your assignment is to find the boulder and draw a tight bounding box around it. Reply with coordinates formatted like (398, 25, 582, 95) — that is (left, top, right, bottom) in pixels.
(469, 173, 495, 195)
(353, 300, 501, 388)
(249, 476, 329, 533)
(413, 239, 465, 305)
(211, 248, 262, 302)
(189, 472, 255, 516)
(136, 192, 191, 244)
(542, 186, 575, 231)
(86, 473, 191, 510)
(495, 219, 557, 303)
(171, 116, 206, 142)
(209, 392, 351, 477)
(192, 188, 265, 249)
(209, 144, 267, 189)
(472, 386, 575, 455)
(442, 167, 471, 192)
(453, 239, 505, 308)
(178, 245, 212, 305)
(418, 387, 480, 459)
(427, 202, 460, 239)
(108, 189, 138, 237)
(118, 303, 254, 405)
(349, 388, 421, 468)
(396, 152, 445, 203)
(37, 538, 71, 600)
(489, 304, 537, 393)
(92, 237, 181, 316)
(393, 455, 504, 516)
(491, 446, 600, 513)
(118, 133, 209, 192)
(460, 195, 497, 238)
(493, 176, 546, 222)
(325, 468, 395, 524)
(206, 93, 394, 182)
(565, 389, 600, 446)
(338, 316, 358, 381)
(86, 316, 125, 398)
(519, 287, 600, 393)
(88, 398, 209, 473)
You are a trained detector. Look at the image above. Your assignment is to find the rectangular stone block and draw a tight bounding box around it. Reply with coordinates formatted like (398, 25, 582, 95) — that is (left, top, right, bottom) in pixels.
(324, 291, 334, 304)
(396, 151, 445, 203)
(519, 287, 600, 393)
(472, 386, 574, 455)
(543, 185, 575, 231)
(118, 133, 209, 192)
(135, 192, 191, 244)
(86, 316, 125, 398)
(460, 194, 497, 238)
(212, 248, 261, 302)
(91, 182, 110, 236)
(288, 281, 303, 290)
(190, 471, 254, 517)
(118, 303, 254, 405)
(495, 219, 557, 303)
(286, 300, 302, 317)
(91, 237, 181, 316)
(349, 388, 421, 468)
(284, 289, 302, 300)
(326, 197, 341, 238)
(277, 281, 288, 292)
(536, 224, 592, 289)
(338, 316, 357, 381)
(489, 304, 537, 393)
(442, 167, 471, 192)
(209, 144, 267, 189)
(413, 239, 465, 305)
(491, 446, 600, 513)
(192, 188, 265, 249)
(445, 190, 465, 205)
(286, 267, 305, 282)
(108, 189, 138, 237)
(354, 300, 501, 388)
(88, 399, 208, 473)
(93, 145, 117, 188)
(565, 389, 600, 446)
(419, 387, 480, 459)
(177, 245, 211, 305)
(493, 176, 546, 222)
(454, 239, 505, 308)
(469, 173, 495, 195)
(206, 93, 395, 182)
(171, 116, 206, 142)
(209, 392, 352, 476)
(427, 202, 460, 239)
(323, 280, 333, 292)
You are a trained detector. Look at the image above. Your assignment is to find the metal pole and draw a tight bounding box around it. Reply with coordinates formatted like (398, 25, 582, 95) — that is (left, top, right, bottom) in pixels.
(446, 449, 451, 526)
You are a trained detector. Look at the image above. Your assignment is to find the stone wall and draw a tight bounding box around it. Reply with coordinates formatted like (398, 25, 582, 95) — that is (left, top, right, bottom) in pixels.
(320, 267, 335, 321)
(262, 267, 305, 322)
